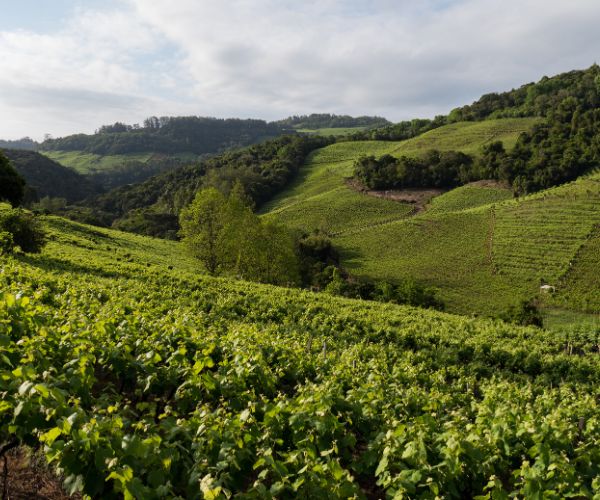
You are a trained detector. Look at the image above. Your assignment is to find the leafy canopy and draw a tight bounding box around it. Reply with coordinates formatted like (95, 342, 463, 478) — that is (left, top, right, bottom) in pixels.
(179, 184, 299, 285)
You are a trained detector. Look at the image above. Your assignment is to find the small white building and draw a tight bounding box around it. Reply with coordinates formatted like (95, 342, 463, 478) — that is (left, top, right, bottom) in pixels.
(540, 284, 556, 293)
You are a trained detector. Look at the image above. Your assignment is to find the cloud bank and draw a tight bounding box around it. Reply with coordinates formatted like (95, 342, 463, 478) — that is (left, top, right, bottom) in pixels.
(1, 0, 599, 139)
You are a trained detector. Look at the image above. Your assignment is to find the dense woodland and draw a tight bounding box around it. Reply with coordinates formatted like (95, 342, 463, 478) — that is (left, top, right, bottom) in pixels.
(0, 137, 39, 150)
(355, 65, 600, 194)
(274, 113, 389, 129)
(38, 117, 291, 155)
(0, 151, 26, 206)
(354, 151, 474, 190)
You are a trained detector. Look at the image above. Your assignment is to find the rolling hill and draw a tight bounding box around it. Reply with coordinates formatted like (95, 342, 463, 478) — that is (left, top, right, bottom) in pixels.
(2, 213, 600, 498)
(262, 117, 600, 321)
(261, 118, 538, 235)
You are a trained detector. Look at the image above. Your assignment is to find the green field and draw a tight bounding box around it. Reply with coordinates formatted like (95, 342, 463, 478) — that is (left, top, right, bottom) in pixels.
(263, 117, 600, 320)
(42, 150, 198, 174)
(2, 215, 600, 498)
(297, 126, 368, 136)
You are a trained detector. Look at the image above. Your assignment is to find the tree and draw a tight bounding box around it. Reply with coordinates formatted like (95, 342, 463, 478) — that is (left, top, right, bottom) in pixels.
(179, 185, 300, 284)
(0, 151, 25, 206)
(0, 208, 46, 253)
(179, 188, 228, 274)
(501, 299, 544, 327)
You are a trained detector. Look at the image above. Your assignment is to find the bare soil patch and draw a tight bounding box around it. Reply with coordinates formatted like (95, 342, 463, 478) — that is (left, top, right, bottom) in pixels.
(1, 447, 78, 500)
(466, 179, 511, 189)
(347, 179, 445, 213)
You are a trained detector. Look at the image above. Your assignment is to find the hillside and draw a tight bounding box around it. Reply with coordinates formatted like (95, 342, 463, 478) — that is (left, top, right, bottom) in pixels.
(78, 135, 332, 237)
(262, 117, 600, 320)
(2, 149, 99, 203)
(41, 150, 197, 190)
(2, 214, 600, 498)
(262, 118, 538, 235)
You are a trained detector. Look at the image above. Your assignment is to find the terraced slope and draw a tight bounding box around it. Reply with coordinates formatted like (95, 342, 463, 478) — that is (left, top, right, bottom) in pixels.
(426, 182, 513, 215)
(337, 172, 600, 315)
(550, 224, 600, 313)
(264, 118, 599, 318)
(492, 174, 600, 287)
(42, 151, 157, 174)
(262, 118, 537, 236)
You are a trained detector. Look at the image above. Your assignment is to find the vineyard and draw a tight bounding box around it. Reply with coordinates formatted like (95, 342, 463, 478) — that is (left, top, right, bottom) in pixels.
(1, 215, 600, 498)
(263, 118, 600, 321)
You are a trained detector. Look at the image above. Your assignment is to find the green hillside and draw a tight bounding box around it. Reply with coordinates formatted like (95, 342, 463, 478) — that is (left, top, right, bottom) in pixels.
(2, 215, 600, 498)
(262, 118, 537, 235)
(42, 151, 156, 174)
(297, 126, 369, 136)
(335, 172, 600, 315)
(263, 117, 600, 319)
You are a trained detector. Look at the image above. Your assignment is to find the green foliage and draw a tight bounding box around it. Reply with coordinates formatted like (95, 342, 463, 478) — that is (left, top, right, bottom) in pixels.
(448, 64, 600, 121)
(179, 186, 299, 285)
(502, 299, 544, 327)
(351, 115, 448, 141)
(0, 230, 14, 254)
(85, 135, 332, 238)
(0, 208, 46, 253)
(1, 215, 600, 498)
(179, 188, 229, 274)
(275, 113, 389, 130)
(0, 151, 26, 206)
(354, 150, 474, 190)
(0, 137, 38, 150)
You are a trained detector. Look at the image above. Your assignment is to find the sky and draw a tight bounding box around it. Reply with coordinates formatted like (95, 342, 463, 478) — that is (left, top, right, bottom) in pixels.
(1, 0, 600, 140)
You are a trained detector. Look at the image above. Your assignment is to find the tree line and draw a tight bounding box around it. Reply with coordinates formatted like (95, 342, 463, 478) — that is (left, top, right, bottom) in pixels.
(274, 113, 390, 129)
(354, 150, 474, 190)
(38, 117, 291, 156)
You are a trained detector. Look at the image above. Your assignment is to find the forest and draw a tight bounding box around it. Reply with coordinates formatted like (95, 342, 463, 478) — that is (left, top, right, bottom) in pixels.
(38, 117, 291, 156)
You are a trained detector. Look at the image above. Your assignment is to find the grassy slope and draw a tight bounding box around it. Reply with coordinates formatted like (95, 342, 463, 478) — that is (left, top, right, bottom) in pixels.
(338, 172, 600, 315)
(263, 117, 600, 319)
(297, 126, 368, 136)
(41, 151, 198, 174)
(262, 118, 537, 235)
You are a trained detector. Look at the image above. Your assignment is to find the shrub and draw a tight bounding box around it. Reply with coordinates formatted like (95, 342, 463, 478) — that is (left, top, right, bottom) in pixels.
(0, 208, 46, 253)
(501, 299, 544, 327)
(0, 231, 14, 254)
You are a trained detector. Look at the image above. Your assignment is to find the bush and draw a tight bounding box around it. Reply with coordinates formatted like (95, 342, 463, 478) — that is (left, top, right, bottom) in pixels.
(0, 208, 46, 253)
(0, 231, 14, 254)
(501, 299, 544, 327)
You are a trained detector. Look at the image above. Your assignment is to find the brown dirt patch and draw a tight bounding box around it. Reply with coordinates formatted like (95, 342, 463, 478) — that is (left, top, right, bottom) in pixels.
(466, 179, 511, 189)
(1, 447, 79, 500)
(347, 179, 445, 212)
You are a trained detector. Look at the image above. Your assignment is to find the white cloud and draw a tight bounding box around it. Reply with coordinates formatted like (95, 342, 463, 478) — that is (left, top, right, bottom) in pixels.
(1, 0, 600, 140)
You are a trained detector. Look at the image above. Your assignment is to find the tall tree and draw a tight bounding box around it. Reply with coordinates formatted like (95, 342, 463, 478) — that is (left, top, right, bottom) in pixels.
(179, 188, 228, 274)
(179, 185, 299, 284)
